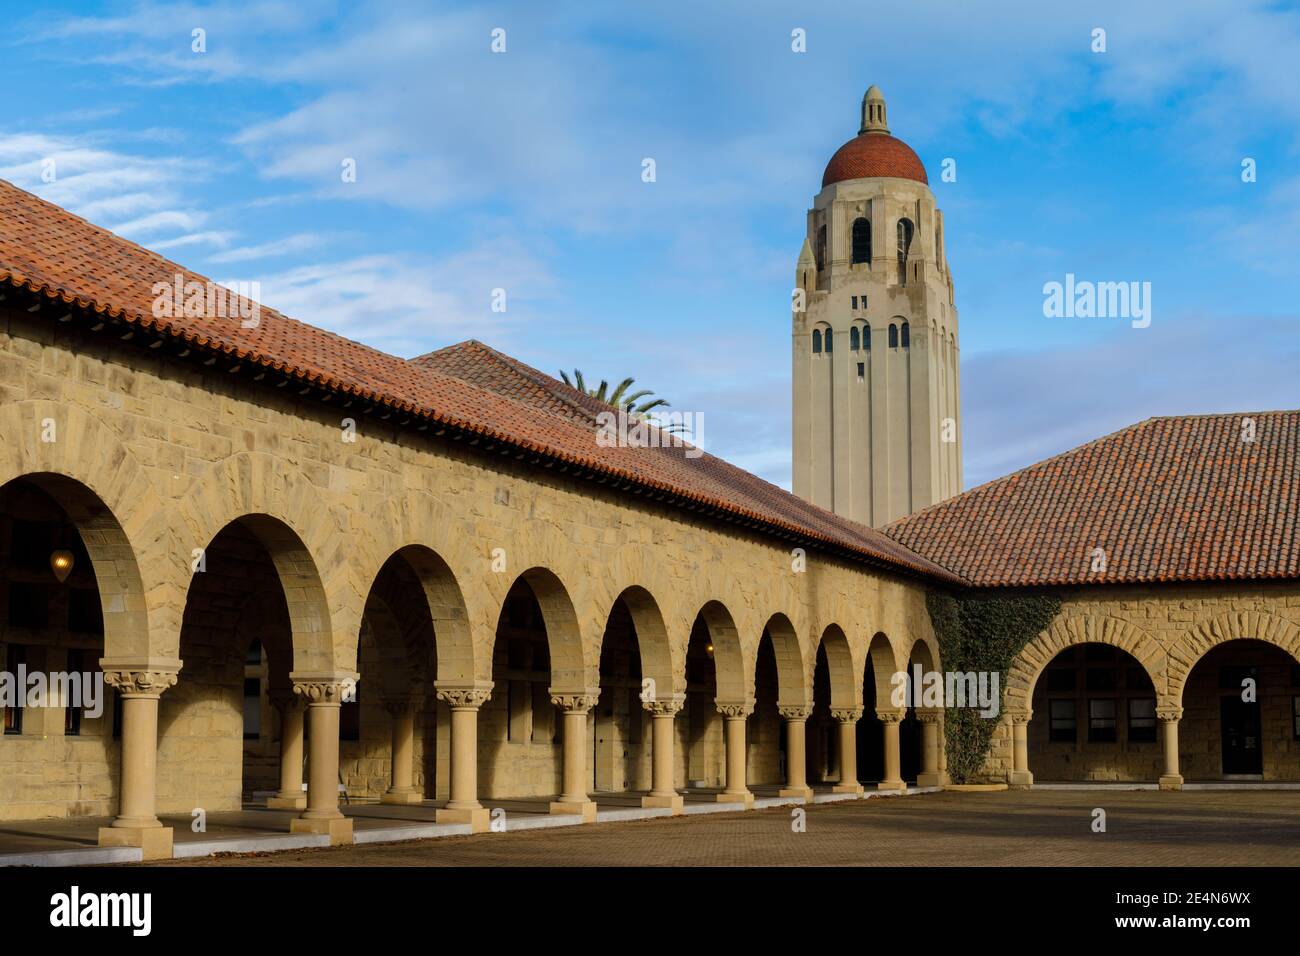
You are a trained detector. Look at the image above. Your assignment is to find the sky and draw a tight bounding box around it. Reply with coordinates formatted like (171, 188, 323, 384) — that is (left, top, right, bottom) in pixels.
(2, 0, 1299, 490)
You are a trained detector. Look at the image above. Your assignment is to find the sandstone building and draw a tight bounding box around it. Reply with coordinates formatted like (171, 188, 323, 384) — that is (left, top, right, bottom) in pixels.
(0, 90, 1296, 862)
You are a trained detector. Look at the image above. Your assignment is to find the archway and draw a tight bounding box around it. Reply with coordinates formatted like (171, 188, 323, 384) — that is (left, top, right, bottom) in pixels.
(856, 632, 899, 786)
(682, 601, 746, 793)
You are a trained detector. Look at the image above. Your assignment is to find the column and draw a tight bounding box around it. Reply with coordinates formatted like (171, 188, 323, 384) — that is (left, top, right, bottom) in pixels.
(877, 709, 905, 791)
(778, 705, 814, 800)
(642, 694, 685, 813)
(1008, 710, 1033, 788)
(550, 692, 600, 821)
(916, 707, 943, 787)
(289, 675, 356, 844)
(97, 662, 180, 861)
(266, 689, 306, 809)
(716, 701, 755, 808)
(381, 697, 423, 805)
(433, 683, 492, 832)
(1158, 703, 1183, 791)
(832, 707, 865, 794)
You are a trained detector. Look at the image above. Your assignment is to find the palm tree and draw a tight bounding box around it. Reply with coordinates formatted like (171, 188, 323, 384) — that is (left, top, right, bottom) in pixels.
(559, 369, 670, 415)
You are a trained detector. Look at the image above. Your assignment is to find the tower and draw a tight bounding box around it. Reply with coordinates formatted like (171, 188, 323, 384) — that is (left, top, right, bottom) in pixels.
(792, 86, 962, 527)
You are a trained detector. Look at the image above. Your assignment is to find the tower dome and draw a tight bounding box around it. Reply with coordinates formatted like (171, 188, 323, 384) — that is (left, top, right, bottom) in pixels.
(821, 87, 928, 187)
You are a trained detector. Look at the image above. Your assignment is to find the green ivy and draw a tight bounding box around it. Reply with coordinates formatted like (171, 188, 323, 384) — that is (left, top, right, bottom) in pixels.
(926, 591, 1061, 783)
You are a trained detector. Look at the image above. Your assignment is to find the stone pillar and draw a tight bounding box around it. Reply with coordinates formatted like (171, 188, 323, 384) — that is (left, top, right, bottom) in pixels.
(877, 709, 905, 791)
(831, 707, 865, 794)
(266, 690, 307, 809)
(1158, 703, 1184, 791)
(777, 705, 814, 800)
(433, 683, 492, 832)
(289, 675, 356, 845)
(642, 694, 685, 813)
(916, 708, 943, 787)
(1008, 710, 1033, 788)
(381, 697, 423, 805)
(716, 701, 755, 808)
(97, 662, 180, 861)
(550, 692, 600, 821)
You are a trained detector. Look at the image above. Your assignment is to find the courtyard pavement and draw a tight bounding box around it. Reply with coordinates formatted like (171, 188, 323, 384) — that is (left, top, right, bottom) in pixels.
(151, 789, 1300, 867)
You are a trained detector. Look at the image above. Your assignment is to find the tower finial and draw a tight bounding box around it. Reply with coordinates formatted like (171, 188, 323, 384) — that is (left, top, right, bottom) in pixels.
(860, 85, 889, 134)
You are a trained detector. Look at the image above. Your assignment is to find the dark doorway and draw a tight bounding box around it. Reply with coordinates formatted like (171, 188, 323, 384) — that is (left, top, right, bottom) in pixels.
(1220, 697, 1263, 775)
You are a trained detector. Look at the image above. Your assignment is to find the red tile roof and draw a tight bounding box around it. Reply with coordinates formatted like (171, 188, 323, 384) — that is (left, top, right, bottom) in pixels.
(883, 413, 1300, 587)
(0, 177, 957, 583)
(822, 133, 928, 188)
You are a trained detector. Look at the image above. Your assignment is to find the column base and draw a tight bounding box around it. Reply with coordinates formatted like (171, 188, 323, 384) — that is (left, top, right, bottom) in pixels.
(290, 816, 354, 845)
(715, 790, 755, 808)
(877, 779, 906, 793)
(98, 825, 173, 861)
(266, 793, 308, 810)
(642, 793, 685, 814)
(436, 805, 492, 833)
(1159, 774, 1184, 791)
(916, 772, 943, 788)
(832, 782, 865, 795)
(380, 789, 425, 805)
(778, 786, 815, 801)
(1008, 770, 1034, 789)
(549, 800, 598, 822)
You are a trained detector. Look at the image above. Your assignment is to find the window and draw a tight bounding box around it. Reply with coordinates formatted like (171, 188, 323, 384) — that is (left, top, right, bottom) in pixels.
(1128, 698, 1156, 743)
(816, 224, 827, 271)
(851, 217, 871, 264)
(901, 321, 910, 348)
(1088, 699, 1117, 743)
(888, 324, 898, 348)
(824, 328, 833, 353)
(856, 362, 865, 379)
(862, 326, 871, 351)
(851, 296, 857, 309)
(849, 326, 860, 351)
(1085, 668, 1116, 692)
(812, 329, 822, 354)
(896, 218, 914, 285)
(4, 645, 26, 734)
(1046, 667, 1076, 692)
(1048, 699, 1075, 743)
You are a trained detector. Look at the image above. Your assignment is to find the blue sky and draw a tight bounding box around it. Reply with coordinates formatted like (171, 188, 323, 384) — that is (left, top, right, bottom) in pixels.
(3, 0, 1299, 489)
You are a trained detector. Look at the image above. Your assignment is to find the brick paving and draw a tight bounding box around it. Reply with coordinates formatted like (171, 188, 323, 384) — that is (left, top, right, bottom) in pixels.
(154, 789, 1300, 867)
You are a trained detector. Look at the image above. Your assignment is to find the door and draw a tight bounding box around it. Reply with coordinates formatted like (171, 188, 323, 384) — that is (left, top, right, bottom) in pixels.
(1220, 696, 1263, 775)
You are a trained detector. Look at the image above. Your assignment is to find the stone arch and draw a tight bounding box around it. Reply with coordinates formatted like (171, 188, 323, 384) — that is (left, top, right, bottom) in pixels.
(603, 585, 674, 700)
(817, 624, 856, 710)
(762, 613, 808, 708)
(695, 600, 748, 704)
(1006, 615, 1165, 714)
(0, 401, 178, 658)
(864, 631, 902, 711)
(1169, 610, 1300, 705)
(502, 566, 585, 694)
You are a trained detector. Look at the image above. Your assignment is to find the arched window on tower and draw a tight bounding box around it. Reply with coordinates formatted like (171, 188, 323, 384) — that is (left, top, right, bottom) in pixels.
(815, 224, 827, 272)
(824, 328, 833, 352)
(901, 321, 910, 348)
(851, 218, 871, 264)
(888, 323, 899, 348)
(849, 325, 860, 351)
(812, 328, 822, 354)
(862, 326, 871, 351)
(897, 218, 914, 286)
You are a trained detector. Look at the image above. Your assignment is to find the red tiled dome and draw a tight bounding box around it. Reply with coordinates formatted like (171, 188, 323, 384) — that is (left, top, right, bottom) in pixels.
(822, 133, 928, 188)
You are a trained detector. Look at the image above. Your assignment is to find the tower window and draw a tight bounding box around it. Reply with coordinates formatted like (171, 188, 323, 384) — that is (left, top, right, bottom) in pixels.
(888, 323, 898, 348)
(824, 328, 833, 352)
(849, 326, 860, 351)
(851, 217, 871, 264)
(851, 296, 857, 309)
(862, 326, 871, 351)
(812, 329, 822, 354)
(815, 224, 827, 272)
(897, 218, 914, 286)
(901, 321, 910, 348)
(856, 362, 865, 379)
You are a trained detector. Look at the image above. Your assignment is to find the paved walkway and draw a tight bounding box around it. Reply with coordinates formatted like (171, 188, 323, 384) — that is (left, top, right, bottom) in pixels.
(152, 789, 1300, 867)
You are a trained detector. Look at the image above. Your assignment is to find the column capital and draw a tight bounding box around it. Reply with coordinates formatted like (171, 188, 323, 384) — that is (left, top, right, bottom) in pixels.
(777, 704, 812, 721)
(915, 708, 943, 724)
(717, 699, 755, 719)
(100, 658, 182, 699)
(1156, 704, 1183, 722)
(435, 681, 493, 710)
(291, 672, 359, 704)
(1007, 710, 1033, 725)
(875, 708, 905, 724)
(642, 693, 685, 717)
(550, 691, 600, 714)
(268, 688, 304, 712)
(831, 707, 864, 723)
(382, 697, 421, 718)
